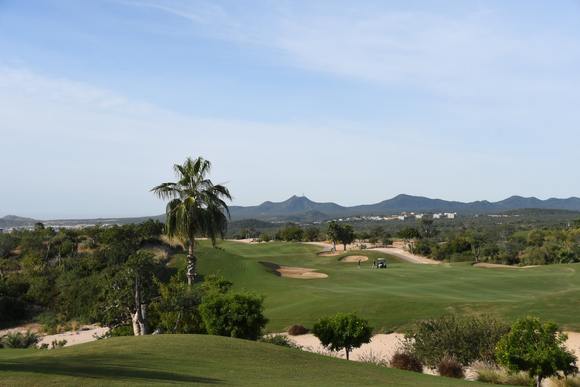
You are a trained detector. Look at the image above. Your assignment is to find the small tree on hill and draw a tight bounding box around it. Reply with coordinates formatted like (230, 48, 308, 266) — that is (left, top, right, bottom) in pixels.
(496, 317, 577, 387)
(312, 313, 373, 360)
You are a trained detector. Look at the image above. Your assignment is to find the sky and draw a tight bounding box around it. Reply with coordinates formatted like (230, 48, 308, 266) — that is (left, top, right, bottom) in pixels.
(1, 0, 580, 219)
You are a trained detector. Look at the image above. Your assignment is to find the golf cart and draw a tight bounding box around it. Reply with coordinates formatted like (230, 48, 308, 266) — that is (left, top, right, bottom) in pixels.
(376, 258, 387, 269)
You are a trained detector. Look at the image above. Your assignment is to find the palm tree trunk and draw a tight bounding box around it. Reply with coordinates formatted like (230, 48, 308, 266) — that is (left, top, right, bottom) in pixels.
(186, 239, 197, 286)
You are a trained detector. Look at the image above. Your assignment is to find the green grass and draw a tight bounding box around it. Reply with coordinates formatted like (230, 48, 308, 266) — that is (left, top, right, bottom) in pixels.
(181, 241, 580, 332)
(0, 335, 487, 386)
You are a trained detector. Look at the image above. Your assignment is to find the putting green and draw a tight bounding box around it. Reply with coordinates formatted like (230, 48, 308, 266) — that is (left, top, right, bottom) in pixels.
(177, 241, 580, 332)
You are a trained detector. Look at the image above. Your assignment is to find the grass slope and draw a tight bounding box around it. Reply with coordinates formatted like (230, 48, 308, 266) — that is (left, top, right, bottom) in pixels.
(0, 335, 486, 386)
(177, 241, 580, 331)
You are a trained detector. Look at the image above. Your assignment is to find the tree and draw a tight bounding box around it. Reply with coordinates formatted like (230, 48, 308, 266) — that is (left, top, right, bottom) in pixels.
(419, 218, 437, 239)
(102, 251, 160, 336)
(152, 275, 204, 334)
(496, 317, 577, 387)
(312, 313, 373, 360)
(327, 221, 340, 249)
(304, 226, 320, 242)
(152, 157, 232, 285)
(337, 224, 355, 251)
(397, 227, 421, 251)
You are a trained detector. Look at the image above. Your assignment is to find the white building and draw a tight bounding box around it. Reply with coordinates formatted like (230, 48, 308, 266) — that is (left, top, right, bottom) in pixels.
(444, 212, 456, 219)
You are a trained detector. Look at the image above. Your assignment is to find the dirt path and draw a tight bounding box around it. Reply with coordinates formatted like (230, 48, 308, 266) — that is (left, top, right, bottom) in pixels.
(370, 247, 441, 265)
(304, 241, 439, 265)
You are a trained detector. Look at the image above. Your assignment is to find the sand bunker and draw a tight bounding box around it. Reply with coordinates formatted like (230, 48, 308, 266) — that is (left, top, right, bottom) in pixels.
(474, 263, 538, 269)
(277, 266, 328, 279)
(318, 251, 341, 257)
(341, 255, 369, 263)
(260, 261, 327, 279)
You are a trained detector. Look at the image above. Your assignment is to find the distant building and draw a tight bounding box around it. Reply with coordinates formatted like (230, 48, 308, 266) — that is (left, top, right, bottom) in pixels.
(444, 212, 456, 219)
(433, 213, 442, 219)
(415, 214, 424, 219)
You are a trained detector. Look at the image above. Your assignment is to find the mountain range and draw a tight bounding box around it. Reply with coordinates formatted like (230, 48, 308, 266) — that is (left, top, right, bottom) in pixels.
(228, 194, 580, 221)
(2, 194, 580, 228)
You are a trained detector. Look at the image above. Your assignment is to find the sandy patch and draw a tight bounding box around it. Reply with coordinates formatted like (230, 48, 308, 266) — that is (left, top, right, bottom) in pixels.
(371, 247, 440, 265)
(38, 326, 109, 348)
(341, 255, 369, 263)
(283, 332, 404, 361)
(0, 324, 109, 348)
(473, 263, 538, 269)
(277, 266, 328, 279)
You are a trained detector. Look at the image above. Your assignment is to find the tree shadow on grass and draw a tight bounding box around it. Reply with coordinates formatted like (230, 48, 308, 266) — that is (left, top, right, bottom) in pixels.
(1, 356, 222, 385)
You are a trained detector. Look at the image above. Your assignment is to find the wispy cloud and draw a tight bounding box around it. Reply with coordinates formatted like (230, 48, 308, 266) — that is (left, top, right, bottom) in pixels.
(117, 1, 580, 102)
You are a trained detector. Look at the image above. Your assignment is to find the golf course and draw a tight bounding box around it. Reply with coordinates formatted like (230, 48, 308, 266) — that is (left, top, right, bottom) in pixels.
(185, 240, 580, 332)
(0, 335, 488, 386)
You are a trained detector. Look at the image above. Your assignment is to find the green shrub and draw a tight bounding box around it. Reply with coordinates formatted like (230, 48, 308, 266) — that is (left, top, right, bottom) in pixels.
(259, 335, 298, 348)
(404, 314, 509, 367)
(108, 325, 133, 337)
(1, 330, 39, 348)
(51, 339, 67, 349)
(390, 351, 423, 373)
(151, 276, 204, 334)
(437, 356, 464, 379)
(474, 363, 532, 386)
(200, 292, 268, 340)
(287, 324, 308, 336)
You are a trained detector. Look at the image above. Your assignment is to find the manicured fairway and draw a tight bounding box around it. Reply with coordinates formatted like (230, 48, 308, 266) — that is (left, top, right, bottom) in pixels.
(0, 335, 488, 386)
(183, 241, 580, 331)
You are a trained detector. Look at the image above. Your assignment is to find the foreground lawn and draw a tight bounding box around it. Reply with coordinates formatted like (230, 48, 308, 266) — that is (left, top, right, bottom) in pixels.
(181, 241, 580, 331)
(0, 335, 486, 386)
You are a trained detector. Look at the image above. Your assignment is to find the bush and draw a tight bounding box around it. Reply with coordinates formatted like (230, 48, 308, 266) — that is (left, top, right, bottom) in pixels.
(51, 339, 67, 349)
(437, 356, 464, 379)
(108, 325, 133, 337)
(151, 276, 205, 334)
(390, 351, 423, 373)
(200, 292, 268, 340)
(287, 324, 309, 336)
(259, 335, 298, 349)
(473, 363, 532, 386)
(358, 349, 388, 366)
(1, 330, 39, 348)
(404, 314, 509, 367)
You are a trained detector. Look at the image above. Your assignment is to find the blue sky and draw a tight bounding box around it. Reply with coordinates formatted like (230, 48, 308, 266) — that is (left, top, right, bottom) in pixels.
(1, 0, 580, 218)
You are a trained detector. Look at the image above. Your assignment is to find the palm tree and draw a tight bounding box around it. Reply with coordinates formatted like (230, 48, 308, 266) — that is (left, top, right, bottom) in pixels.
(151, 157, 231, 286)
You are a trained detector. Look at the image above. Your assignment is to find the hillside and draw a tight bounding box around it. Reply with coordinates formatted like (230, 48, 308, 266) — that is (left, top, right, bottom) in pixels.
(0, 335, 482, 386)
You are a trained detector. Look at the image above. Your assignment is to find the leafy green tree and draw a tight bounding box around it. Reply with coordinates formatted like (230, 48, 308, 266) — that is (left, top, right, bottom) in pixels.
(327, 221, 341, 249)
(397, 227, 421, 252)
(304, 226, 320, 242)
(419, 218, 437, 238)
(152, 157, 232, 285)
(337, 224, 355, 251)
(101, 251, 160, 335)
(312, 312, 373, 360)
(151, 276, 204, 334)
(496, 317, 577, 387)
(200, 291, 267, 340)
